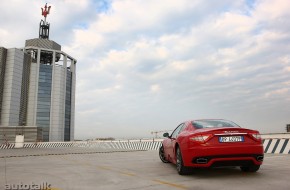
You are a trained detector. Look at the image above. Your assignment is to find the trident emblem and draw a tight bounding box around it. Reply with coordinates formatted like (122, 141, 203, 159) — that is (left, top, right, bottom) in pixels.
(41, 3, 51, 18)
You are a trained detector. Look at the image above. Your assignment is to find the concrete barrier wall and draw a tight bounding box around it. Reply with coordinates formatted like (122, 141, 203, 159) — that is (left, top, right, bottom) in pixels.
(1, 136, 290, 154)
(0, 140, 164, 150)
(263, 139, 290, 154)
(261, 133, 290, 139)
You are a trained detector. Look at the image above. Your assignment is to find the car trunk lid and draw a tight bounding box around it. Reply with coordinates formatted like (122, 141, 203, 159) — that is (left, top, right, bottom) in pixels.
(191, 127, 261, 144)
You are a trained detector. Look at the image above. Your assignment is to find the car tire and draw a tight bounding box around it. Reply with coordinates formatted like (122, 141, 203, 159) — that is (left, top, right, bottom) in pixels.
(176, 146, 190, 175)
(240, 165, 260, 172)
(159, 145, 169, 163)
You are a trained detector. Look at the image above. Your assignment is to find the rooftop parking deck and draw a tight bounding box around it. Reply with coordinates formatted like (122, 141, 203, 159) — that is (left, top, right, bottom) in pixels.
(0, 147, 290, 190)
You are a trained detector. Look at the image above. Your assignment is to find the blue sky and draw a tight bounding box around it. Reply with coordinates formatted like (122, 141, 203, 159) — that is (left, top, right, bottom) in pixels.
(1, 0, 290, 139)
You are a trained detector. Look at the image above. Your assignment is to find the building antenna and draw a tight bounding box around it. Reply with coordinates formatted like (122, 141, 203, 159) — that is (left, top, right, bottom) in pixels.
(39, 3, 51, 39)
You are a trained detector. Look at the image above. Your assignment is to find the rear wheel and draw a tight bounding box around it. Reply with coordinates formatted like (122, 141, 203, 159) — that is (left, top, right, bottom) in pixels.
(159, 145, 169, 163)
(240, 165, 260, 172)
(176, 147, 189, 175)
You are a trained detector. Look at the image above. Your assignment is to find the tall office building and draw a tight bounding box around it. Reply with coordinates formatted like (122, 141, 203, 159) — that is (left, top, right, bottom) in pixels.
(0, 4, 76, 142)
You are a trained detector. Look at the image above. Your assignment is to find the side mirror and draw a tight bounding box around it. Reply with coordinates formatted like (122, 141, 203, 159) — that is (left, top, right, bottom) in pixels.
(163, 132, 169, 138)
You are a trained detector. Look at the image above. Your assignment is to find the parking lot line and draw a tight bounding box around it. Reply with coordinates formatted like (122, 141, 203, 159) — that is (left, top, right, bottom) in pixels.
(153, 179, 188, 189)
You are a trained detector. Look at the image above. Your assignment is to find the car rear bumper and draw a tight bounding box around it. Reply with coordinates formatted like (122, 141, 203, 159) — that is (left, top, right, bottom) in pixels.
(182, 145, 264, 167)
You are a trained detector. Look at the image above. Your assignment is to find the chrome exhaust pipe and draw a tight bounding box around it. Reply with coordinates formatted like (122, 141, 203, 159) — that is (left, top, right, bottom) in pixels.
(196, 158, 208, 164)
(257, 156, 264, 162)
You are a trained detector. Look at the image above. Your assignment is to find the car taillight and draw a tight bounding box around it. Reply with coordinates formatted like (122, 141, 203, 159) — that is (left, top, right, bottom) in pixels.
(250, 133, 261, 141)
(190, 134, 212, 143)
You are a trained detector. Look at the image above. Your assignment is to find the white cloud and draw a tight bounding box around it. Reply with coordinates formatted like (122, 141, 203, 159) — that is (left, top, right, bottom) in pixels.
(150, 84, 160, 93)
(265, 88, 289, 98)
(254, 0, 290, 20)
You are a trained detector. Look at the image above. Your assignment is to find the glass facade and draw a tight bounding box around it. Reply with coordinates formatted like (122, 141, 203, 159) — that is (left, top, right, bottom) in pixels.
(19, 54, 31, 126)
(64, 71, 72, 141)
(36, 64, 52, 141)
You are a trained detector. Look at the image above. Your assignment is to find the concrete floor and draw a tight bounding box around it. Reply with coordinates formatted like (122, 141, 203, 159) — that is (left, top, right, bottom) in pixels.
(0, 148, 289, 190)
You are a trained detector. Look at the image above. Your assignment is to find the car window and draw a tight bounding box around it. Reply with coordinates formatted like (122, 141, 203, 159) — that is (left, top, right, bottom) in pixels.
(178, 123, 186, 134)
(171, 123, 184, 138)
(192, 120, 240, 129)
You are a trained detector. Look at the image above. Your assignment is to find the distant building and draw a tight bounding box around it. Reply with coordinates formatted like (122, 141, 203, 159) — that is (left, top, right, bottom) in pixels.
(0, 4, 76, 142)
(287, 124, 290, 133)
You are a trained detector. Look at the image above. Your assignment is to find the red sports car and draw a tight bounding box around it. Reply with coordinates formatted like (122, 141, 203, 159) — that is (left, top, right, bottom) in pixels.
(159, 119, 264, 175)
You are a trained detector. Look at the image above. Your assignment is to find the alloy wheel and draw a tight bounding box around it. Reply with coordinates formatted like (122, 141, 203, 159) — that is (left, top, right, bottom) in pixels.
(159, 145, 169, 163)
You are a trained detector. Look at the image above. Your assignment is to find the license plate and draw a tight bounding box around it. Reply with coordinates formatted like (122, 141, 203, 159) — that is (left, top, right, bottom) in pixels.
(219, 136, 244, 143)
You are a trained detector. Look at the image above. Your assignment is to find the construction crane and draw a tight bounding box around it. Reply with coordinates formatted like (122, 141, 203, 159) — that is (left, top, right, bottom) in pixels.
(151, 130, 172, 138)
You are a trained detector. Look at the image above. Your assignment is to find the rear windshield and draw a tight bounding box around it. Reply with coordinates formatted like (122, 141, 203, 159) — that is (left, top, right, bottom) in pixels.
(192, 120, 240, 129)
